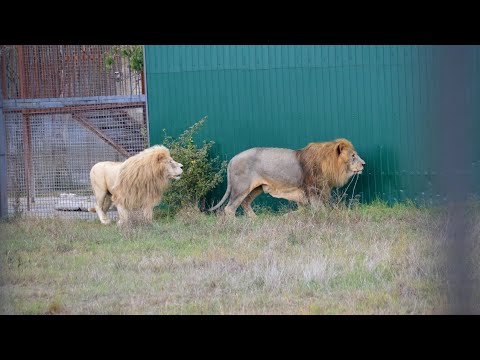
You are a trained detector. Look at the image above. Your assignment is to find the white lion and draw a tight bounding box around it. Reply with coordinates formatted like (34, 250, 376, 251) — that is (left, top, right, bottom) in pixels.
(89, 145, 183, 226)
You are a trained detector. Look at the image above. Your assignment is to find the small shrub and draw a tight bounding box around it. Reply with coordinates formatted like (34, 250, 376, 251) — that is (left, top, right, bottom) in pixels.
(105, 45, 144, 73)
(161, 116, 227, 213)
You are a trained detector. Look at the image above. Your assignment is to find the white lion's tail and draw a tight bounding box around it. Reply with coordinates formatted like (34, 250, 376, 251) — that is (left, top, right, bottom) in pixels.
(208, 161, 232, 212)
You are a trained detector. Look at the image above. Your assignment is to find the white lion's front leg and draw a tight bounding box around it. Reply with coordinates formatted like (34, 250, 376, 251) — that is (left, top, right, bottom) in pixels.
(116, 204, 129, 227)
(143, 206, 154, 224)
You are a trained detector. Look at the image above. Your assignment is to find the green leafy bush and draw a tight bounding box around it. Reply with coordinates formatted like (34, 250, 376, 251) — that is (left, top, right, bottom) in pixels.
(161, 116, 227, 212)
(105, 45, 143, 72)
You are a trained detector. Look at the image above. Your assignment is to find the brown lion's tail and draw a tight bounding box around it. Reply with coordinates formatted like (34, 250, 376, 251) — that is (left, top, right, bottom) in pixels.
(88, 207, 97, 213)
(208, 161, 232, 212)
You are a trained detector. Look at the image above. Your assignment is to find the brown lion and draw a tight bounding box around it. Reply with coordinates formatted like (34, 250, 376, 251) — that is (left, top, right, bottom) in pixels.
(89, 145, 183, 226)
(208, 138, 365, 217)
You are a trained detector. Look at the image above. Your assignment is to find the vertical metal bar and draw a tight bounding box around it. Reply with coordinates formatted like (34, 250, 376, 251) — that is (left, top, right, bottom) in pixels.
(0, 87, 7, 218)
(73, 47, 78, 96)
(17, 45, 33, 210)
(54, 46, 60, 97)
(1, 54, 7, 99)
(141, 63, 146, 95)
(142, 45, 150, 147)
(87, 46, 92, 97)
(17, 46, 28, 97)
(99, 48, 105, 96)
(33, 46, 40, 97)
(66, 46, 72, 97)
(44, 46, 51, 97)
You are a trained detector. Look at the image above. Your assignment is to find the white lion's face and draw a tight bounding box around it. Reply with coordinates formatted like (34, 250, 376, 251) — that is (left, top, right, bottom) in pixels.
(166, 158, 183, 180)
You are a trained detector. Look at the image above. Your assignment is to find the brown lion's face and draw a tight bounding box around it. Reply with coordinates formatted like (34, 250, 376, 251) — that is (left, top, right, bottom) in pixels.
(346, 150, 365, 177)
(336, 140, 366, 178)
(165, 157, 183, 180)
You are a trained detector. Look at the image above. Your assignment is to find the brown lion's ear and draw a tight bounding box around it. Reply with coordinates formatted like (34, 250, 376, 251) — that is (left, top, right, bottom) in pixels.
(336, 139, 351, 156)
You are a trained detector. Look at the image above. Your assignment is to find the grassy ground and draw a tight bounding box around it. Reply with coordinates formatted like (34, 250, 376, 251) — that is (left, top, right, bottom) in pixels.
(1, 201, 479, 314)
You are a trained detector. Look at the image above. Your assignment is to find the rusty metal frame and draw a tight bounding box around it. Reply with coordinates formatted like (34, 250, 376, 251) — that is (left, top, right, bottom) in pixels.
(17, 46, 35, 210)
(71, 112, 131, 158)
(2, 97, 147, 169)
(0, 86, 7, 218)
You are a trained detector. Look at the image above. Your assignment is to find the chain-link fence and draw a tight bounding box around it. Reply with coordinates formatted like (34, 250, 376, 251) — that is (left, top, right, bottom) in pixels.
(0, 45, 148, 220)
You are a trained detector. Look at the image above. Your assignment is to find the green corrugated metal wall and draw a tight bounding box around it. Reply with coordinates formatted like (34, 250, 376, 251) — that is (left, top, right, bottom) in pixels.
(145, 45, 480, 207)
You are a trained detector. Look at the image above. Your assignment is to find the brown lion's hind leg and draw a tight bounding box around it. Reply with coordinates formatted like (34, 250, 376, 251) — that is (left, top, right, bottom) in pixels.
(224, 192, 250, 218)
(224, 204, 238, 218)
(241, 186, 263, 218)
(224, 181, 258, 218)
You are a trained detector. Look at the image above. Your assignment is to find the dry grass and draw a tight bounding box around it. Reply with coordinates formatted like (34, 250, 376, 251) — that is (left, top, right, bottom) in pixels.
(1, 200, 479, 314)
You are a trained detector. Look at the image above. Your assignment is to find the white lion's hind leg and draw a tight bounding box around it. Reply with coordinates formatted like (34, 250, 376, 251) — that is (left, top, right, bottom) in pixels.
(93, 193, 111, 225)
(96, 204, 112, 225)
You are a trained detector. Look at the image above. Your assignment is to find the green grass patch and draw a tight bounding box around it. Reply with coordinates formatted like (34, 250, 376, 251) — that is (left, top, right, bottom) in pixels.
(1, 201, 478, 314)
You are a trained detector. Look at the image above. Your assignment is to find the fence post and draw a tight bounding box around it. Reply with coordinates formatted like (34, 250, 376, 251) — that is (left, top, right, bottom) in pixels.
(0, 89, 7, 218)
(142, 45, 150, 147)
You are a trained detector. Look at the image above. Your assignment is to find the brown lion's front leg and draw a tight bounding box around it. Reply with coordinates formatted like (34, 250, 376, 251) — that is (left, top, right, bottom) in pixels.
(308, 197, 329, 212)
(305, 184, 332, 212)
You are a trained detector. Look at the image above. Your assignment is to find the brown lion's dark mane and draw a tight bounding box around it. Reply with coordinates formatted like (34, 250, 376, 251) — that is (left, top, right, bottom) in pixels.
(296, 138, 354, 199)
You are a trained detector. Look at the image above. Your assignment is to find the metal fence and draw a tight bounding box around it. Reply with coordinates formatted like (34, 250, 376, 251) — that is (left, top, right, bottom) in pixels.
(0, 45, 148, 219)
